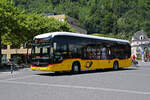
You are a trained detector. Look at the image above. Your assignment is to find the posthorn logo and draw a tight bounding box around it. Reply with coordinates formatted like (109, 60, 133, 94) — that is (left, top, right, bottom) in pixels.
(85, 61, 93, 68)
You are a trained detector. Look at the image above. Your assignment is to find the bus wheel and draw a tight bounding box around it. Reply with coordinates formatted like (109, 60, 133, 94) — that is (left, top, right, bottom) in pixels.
(113, 61, 119, 70)
(72, 62, 80, 73)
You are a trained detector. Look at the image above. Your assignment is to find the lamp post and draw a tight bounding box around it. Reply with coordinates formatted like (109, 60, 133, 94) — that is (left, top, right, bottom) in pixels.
(24, 41, 30, 65)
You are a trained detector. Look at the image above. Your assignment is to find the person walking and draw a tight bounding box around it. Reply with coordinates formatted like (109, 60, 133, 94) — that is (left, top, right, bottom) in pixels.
(132, 55, 138, 66)
(146, 53, 149, 62)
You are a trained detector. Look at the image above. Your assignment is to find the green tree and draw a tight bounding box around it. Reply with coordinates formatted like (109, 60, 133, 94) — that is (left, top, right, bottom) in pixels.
(13, 0, 150, 38)
(0, 0, 22, 65)
(0, 0, 73, 66)
(2, 13, 74, 45)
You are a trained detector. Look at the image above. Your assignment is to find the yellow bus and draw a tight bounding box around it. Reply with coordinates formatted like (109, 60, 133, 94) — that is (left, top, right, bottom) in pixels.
(30, 32, 132, 73)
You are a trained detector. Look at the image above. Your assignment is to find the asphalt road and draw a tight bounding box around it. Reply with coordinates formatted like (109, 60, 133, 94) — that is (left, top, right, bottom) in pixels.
(0, 62, 150, 100)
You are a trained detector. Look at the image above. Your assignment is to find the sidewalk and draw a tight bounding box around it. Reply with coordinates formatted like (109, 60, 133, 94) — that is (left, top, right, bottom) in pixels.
(136, 60, 150, 67)
(0, 65, 28, 74)
(0, 66, 11, 75)
(0, 65, 10, 71)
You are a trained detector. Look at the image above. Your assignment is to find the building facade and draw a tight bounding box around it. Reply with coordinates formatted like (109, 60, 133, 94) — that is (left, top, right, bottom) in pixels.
(47, 14, 87, 34)
(131, 30, 150, 61)
(2, 45, 31, 64)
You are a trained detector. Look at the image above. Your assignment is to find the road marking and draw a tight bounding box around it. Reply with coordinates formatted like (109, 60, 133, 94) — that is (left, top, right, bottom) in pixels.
(0, 72, 10, 76)
(3, 75, 36, 81)
(114, 73, 150, 77)
(0, 80, 150, 95)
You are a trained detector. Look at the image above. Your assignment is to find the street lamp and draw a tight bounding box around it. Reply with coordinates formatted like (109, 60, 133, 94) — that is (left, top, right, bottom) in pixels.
(24, 41, 32, 64)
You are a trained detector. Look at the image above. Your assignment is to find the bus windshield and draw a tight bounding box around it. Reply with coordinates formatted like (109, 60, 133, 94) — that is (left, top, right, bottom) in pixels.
(31, 38, 54, 66)
(32, 44, 52, 56)
(32, 38, 53, 56)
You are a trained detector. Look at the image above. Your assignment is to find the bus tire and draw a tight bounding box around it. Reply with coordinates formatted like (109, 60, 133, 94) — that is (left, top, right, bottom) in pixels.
(113, 61, 119, 70)
(72, 62, 81, 74)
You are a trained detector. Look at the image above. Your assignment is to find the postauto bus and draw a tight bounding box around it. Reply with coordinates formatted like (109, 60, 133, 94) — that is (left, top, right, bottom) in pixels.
(31, 32, 132, 73)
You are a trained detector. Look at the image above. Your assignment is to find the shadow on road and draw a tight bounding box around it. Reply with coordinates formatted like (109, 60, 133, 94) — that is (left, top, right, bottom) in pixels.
(36, 67, 138, 77)
(0, 67, 10, 73)
(0, 65, 27, 73)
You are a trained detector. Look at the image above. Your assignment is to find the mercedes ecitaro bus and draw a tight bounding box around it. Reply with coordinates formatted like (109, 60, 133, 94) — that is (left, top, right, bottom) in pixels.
(30, 32, 132, 73)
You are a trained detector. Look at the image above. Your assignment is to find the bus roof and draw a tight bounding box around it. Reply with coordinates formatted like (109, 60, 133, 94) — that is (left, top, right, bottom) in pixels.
(34, 32, 130, 43)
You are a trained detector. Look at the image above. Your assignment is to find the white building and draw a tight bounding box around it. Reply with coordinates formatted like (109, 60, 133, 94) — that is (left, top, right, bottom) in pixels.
(131, 30, 150, 60)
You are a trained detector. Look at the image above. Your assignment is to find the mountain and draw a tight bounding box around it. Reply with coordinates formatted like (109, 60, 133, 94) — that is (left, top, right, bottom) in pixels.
(14, 0, 150, 39)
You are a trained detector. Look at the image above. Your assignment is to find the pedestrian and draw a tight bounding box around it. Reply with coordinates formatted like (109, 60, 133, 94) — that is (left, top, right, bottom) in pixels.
(8, 59, 14, 74)
(132, 55, 135, 61)
(146, 53, 149, 62)
(132, 55, 138, 66)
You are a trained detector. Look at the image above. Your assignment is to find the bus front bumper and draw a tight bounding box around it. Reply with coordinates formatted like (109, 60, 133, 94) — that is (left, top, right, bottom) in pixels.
(30, 65, 53, 71)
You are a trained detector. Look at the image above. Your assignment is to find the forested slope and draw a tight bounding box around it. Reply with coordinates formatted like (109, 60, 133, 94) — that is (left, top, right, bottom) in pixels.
(14, 0, 150, 39)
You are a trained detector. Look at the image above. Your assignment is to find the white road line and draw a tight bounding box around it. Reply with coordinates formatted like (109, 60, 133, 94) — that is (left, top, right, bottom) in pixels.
(3, 75, 36, 81)
(0, 73, 10, 76)
(114, 73, 150, 77)
(0, 80, 150, 95)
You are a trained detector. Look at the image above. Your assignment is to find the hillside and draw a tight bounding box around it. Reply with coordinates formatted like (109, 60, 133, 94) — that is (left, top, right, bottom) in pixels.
(14, 0, 150, 39)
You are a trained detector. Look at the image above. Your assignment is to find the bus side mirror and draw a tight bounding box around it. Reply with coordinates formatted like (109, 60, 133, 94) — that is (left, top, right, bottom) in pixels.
(24, 42, 28, 49)
(53, 43, 56, 50)
(24, 41, 32, 48)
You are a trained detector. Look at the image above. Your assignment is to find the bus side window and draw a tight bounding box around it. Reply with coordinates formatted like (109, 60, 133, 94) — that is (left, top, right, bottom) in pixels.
(68, 37, 83, 58)
(96, 48, 101, 59)
(82, 46, 91, 59)
(111, 44, 118, 59)
(82, 47, 88, 59)
(101, 47, 107, 59)
(68, 44, 77, 58)
(86, 46, 90, 59)
(54, 39, 68, 63)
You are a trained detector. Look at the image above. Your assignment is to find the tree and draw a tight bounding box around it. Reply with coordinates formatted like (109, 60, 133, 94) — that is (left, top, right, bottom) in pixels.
(2, 12, 74, 46)
(0, 0, 22, 65)
(11, 0, 150, 38)
(0, 0, 73, 66)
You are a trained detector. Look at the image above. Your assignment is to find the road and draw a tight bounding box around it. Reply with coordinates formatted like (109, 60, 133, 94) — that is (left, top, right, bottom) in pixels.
(0, 62, 150, 100)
